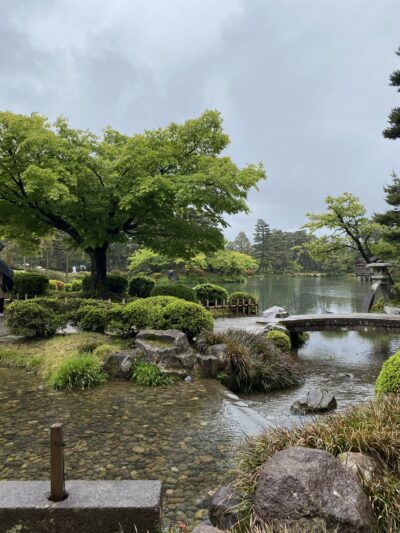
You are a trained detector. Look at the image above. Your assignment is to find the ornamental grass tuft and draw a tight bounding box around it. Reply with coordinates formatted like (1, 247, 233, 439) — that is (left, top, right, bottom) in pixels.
(48, 352, 107, 390)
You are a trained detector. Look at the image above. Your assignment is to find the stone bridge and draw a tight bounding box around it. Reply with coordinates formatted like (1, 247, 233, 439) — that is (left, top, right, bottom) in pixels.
(278, 313, 400, 346)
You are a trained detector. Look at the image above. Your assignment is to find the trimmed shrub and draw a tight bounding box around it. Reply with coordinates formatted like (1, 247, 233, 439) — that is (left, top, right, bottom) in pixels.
(48, 352, 106, 390)
(151, 284, 196, 302)
(228, 291, 256, 303)
(131, 361, 174, 386)
(35, 296, 82, 315)
(6, 300, 61, 338)
(81, 274, 127, 294)
(193, 283, 228, 305)
(128, 275, 155, 297)
(68, 279, 82, 292)
(13, 271, 49, 297)
(67, 300, 123, 333)
(49, 279, 65, 291)
(266, 330, 291, 352)
(162, 300, 214, 338)
(375, 351, 400, 395)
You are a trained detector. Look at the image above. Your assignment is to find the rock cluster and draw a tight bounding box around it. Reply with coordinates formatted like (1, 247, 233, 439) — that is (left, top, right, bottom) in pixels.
(291, 387, 337, 414)
(135, 329, 196, 370)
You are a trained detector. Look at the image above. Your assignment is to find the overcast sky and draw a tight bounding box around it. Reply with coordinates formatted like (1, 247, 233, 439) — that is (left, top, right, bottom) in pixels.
(1, 0, 399, 241)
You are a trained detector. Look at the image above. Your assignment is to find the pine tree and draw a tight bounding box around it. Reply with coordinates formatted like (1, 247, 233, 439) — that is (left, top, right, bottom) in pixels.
(253, 219, 271, 272)
(383, 46, 400, 140)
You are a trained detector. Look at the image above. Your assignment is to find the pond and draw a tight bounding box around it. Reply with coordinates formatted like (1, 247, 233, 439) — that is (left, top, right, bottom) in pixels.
(0, 276, 398, 530)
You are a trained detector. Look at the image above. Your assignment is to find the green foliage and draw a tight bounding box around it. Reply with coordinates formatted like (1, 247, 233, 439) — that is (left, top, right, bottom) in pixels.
(81, 275, 127, 294)
(375, 351, 400, 394)
(70, 279, 82, 291)
(49, 279, 65, 291)
(233, 396, 400, 533)
(67, 300, 122, 333)
(128, 248, 170, 273)
(371, 297, 385, 313)
(227, 231, 253, 255)
(131, 361, 174, 386)
(161, 300, 214, 338)
(228, 292, 256, 303)
(266, 330, 291, 352)
(150, 284, 196, 302)
(207, 249, 258, 275)
(48, 352, 106, 390)
(0, 110, 264, 291)
(199, 329, 301, 393)
(128, 275, 156, 297)
(383, 47, 400, 140)
(253, 219, 271, 273)
(304, 193, 382, 264)
(12, 271, 49, 297)
(6, 300, 61, 338)
(193, 283, 228, 304)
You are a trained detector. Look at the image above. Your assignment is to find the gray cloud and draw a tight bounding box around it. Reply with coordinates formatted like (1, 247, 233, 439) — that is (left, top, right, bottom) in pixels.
(0, 0, 399, 240)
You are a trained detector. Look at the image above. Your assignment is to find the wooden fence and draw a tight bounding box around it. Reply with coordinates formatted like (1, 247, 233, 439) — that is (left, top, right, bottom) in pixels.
(203, 298, 259, 316)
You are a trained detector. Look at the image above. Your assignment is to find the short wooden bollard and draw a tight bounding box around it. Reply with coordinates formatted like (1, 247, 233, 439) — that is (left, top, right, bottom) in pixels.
(49, 423, 66, 502)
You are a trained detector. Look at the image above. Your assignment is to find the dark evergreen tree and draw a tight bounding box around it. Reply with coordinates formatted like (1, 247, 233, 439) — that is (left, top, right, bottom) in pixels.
(253, 219, 271, 272)
(375, 173, 400, 243)
(383, 47, 400, 140)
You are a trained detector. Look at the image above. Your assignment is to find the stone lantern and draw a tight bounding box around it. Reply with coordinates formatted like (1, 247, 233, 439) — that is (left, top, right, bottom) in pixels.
(361, 262, 393, 312)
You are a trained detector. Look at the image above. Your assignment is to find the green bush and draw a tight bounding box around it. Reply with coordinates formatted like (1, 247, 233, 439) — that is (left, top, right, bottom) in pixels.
(6, 300, 61, 338)
(375, 351, 400, 394)
(48, 353, 106, 390)
(13, 271, 49, 297)
(67, 300, 122, 333)
(81, 274, 127, 294)
(193, 283, 228, 305)
(35, 296, 83, 315)
(128, 275, 155, 297)
(266, 330, 291, 352)
(162, 300, 214, 338)
(151, 284, 196, 302)
(228, 291, 256, 303)
(70, 279, 82, 292)
(131, 361, 174, 386)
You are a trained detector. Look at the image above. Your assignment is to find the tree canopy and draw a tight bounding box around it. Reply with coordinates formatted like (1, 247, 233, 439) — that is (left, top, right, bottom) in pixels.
(303, 193, 381, 264)
(0, 110, 265, 293)
(383, 46, 400, 140)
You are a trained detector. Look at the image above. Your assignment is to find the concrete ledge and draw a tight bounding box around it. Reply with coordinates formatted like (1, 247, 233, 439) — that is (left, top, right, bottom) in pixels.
(0, 480, 162, 533)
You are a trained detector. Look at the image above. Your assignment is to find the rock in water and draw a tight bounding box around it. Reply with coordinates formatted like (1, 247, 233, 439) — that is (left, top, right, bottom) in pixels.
(261, 306, 289, 321)
(209, 485, 241, 530)
(103, 351, 138, 380)
(291, 388, 337, 414)
(254, 447, 373, 532)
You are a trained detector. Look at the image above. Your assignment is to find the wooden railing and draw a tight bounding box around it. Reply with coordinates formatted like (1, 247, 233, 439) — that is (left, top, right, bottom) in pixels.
(202, 298, 259, 316)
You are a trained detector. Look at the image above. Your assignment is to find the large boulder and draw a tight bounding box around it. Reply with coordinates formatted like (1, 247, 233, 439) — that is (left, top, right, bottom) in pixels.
(254, 447, 373, 532)
(291, 388, 337, 414)
(135, 329, 195, 370)
(208, 343, 229, 370)
(209, 485, 241, 530)
(103, 351, 138, 380)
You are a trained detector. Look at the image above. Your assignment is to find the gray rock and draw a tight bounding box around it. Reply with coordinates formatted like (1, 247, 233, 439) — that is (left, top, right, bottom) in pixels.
(261, 306, 289, 321)
(338, 452, 383, 482)
(192, 526, 223, 533)
(103, 351, 137, 380)
(263, 323, 290, 334)
(135, 329, 195, 370)
(291, 388, 337, 414)
(254, 447, 373, 532)
(208, 343, 229, 370)
(197, 354, 219, 378)
(184, 375, 193, 382)
(209, 485, 241, 530)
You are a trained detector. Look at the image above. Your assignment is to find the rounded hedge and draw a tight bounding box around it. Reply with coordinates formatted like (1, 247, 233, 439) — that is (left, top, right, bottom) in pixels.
(193, 283, 228, 305)
(266, 330, 291, 352)
(151, 284, 196, 302)
(6, 300, 61, 338)
(81, 274, 127, 294)
(228, 291, 256, 303)
(128, 276, 155, 298)
(161, 300, 214, 338)
(375, 351, 400, 395)
(13, 271, 49, 298)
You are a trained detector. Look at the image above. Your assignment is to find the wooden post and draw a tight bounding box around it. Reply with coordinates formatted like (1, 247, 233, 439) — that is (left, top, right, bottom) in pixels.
(50, 423, 66, 502)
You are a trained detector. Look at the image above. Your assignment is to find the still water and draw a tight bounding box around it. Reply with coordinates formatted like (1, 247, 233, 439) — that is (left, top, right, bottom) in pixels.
(0, 276, 398, 529)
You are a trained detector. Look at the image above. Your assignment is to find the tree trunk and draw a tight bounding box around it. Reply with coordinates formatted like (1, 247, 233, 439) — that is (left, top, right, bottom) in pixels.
(86, 244, 108, 296)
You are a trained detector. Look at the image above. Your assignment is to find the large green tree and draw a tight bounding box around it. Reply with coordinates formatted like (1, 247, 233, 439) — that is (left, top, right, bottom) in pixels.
(304, 193, 381, 264)
(383, 46, 400, 140)
(0, 110, 265, 293)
